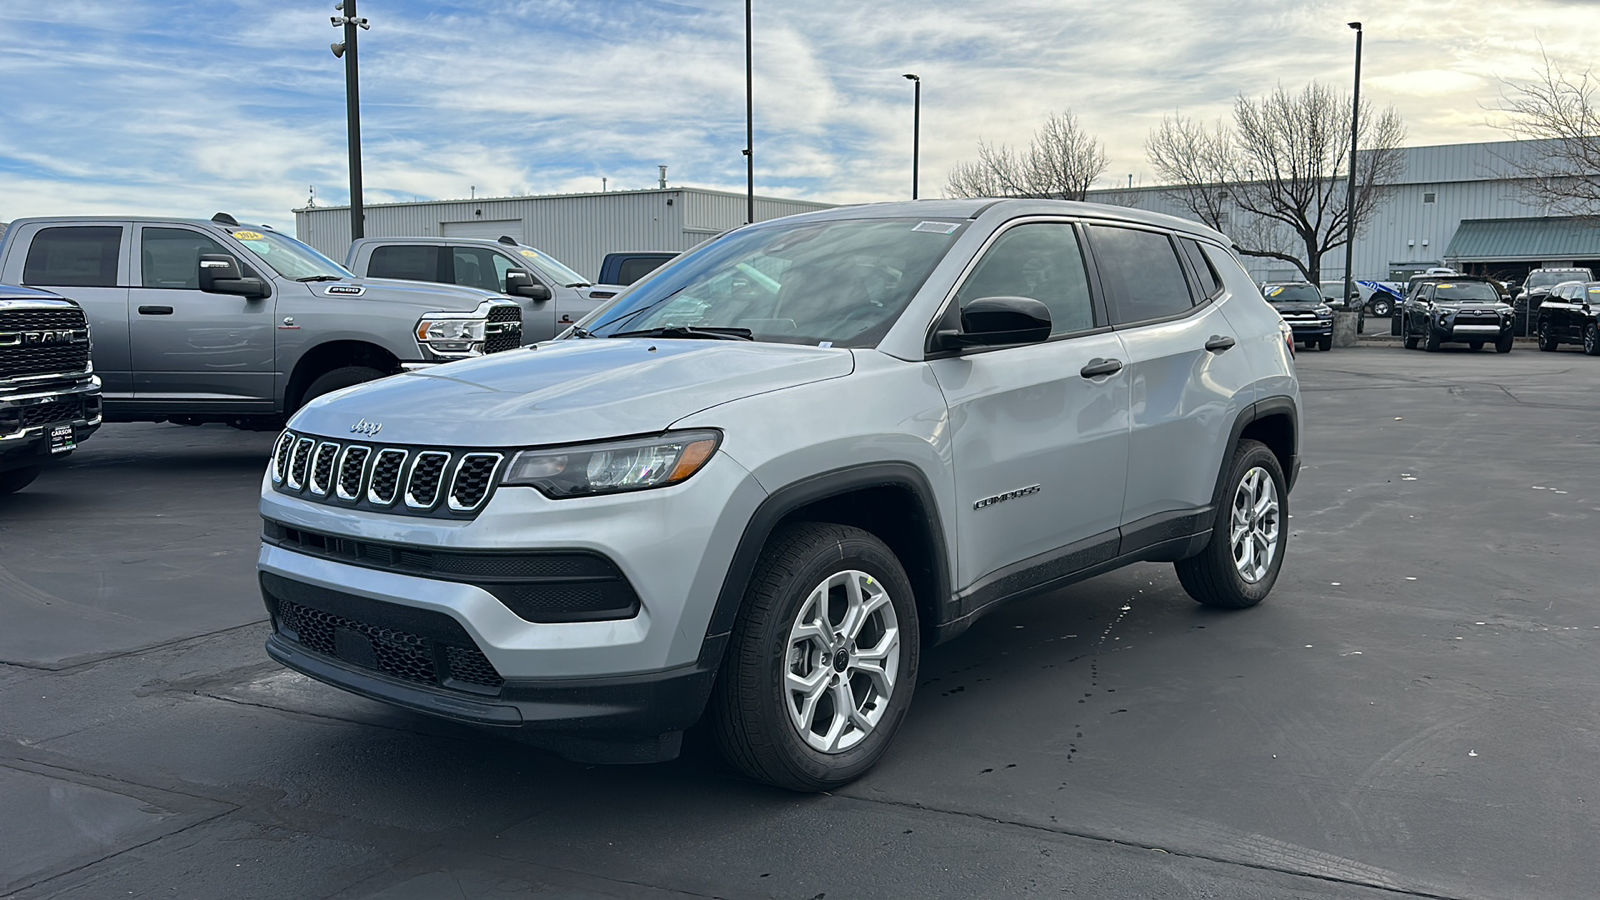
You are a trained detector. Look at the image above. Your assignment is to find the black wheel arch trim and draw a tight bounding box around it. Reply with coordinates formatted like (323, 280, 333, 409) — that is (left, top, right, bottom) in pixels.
(704, 461, 954, 648)
(1221, 396, 1299, 497)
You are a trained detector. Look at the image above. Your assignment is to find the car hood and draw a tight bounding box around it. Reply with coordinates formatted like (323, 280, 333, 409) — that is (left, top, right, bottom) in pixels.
(288, 339, 856, 446)
(300, 277, 503, 311)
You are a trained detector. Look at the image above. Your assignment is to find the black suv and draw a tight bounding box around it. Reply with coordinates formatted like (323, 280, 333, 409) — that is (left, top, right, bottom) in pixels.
(1535, 281, 1600, 355)
(1262, 282, 1334, 351)
(1400, 276, 1514, 353)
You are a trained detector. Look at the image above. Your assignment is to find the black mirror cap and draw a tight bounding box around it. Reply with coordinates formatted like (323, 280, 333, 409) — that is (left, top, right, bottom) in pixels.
(198, 253, 269, 298)
(955, 296, 1052, 347)
(505, 269, 552, 301)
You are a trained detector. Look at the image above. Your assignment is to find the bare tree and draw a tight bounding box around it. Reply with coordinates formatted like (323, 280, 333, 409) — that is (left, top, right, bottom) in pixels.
(946, 111, 1109, 201)
(1145, 83, 1406, 283)
(1493, 52, 1600, 215)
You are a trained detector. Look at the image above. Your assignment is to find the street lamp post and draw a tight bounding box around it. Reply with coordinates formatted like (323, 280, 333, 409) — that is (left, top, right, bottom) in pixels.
(1342, 22, 1362, 311)
(330, 0, 370, 239)
(744, 0, 754, 224)
(904, 73, 921, 200)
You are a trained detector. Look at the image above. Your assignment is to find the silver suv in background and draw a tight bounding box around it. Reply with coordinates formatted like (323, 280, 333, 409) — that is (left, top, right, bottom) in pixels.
(346, 236, 621, 342)
(259, 199, 1301, 791)
(0, 215, 523, 429)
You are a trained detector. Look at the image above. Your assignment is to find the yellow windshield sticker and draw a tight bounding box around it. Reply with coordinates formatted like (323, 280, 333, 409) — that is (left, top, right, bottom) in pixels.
(1266, 287, 1284, 297)
(519, 249, 540, 259)
(1437, 283, 1455, 289)
(1588, 287, 1600, 294)
(231, 230, 265, 241)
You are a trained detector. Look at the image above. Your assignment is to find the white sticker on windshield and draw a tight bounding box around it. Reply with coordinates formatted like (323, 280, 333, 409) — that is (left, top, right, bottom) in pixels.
(913, 221, 960, 234)
(818, 341, 833, 348)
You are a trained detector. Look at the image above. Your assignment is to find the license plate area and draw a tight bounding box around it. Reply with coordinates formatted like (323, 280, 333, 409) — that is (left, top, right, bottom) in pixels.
(49, 424, 76, 454)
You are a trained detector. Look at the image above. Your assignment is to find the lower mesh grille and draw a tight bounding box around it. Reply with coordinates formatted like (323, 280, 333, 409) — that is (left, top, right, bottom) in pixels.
(273, 596, 504, 692)
(19, 396, 85, 427)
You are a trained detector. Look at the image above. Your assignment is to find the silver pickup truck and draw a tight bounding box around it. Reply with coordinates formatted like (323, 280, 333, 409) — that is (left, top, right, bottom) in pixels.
(345, 236, 620, 342)
(0, 215, 523, 430)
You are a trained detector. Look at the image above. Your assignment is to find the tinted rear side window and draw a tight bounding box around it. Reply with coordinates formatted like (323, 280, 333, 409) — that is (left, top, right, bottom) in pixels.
(23, 226, 122, 287)
(1086, 225, 1193, 324)
(1178, 238, 1222, 298)
(367, 245, 441, 283)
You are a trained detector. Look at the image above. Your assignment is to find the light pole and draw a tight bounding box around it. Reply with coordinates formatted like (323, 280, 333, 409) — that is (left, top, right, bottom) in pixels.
(744, 0, 754, 224)
(330, 1, 369, 239)
(904, 73, 921, 200)
(1342, 21, 1362, 311)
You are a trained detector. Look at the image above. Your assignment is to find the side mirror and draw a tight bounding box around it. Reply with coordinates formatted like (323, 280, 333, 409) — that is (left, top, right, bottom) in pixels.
(935, 296, 1052, 350)
(504, 269, 552, 301)
(1508, 286, 1524, 298)
(197, 254, 268, 298)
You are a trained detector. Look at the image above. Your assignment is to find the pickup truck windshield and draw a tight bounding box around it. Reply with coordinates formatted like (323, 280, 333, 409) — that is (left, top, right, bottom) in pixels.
(583, 217, 966, 348)
(228, 229, 353, 281)
(513, 247, 589, 287)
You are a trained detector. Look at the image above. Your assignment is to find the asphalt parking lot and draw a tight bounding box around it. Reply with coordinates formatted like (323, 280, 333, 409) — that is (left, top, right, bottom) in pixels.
(3, 344, 1598, 900)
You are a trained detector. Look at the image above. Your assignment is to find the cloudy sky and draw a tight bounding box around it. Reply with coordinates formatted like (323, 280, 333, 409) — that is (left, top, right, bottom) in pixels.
(1, 0, 1594, 229)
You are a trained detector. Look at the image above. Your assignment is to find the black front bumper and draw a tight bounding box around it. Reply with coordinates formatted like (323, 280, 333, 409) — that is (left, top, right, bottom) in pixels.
(260, 571, 725, 763)
(0, 379, 102, 473)
(1288, 323, 1332, 340)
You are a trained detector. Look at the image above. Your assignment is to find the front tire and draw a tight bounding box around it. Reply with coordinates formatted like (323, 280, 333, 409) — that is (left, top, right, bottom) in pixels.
(1402, 327, 1419, 350)
(0, 466, 42, 494)
(1469, 340, 1484, 351)
(1175, 440, 1287, 609)
(1538, 319, 1559, 352)
(1585, 322, 1600, 356)
(1371, 298, 1393, 317)
(1424, 329, 1441, 352)
(298, 366, 387, 410)
(1318, 336, 1332, 352)
(1496, 332, 1514, 353)
(710, 522, 920, 792)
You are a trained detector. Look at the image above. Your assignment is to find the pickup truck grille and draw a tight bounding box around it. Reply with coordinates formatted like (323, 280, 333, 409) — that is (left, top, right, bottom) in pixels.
(0, 307, 91, 380)
(269, 430, 506, 518)
(485, 304, 522, 354)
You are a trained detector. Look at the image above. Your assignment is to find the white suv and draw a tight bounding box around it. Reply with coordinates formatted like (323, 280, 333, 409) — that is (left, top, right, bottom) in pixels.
(259, 199, 1301, 791)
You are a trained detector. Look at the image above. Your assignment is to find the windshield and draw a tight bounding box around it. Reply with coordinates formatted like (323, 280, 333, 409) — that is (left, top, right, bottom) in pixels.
(1527, 270, 1588, 289)
(1263, 284, 1323, 303)
(228, 229, 351, 281)
(581, 217, 967, 347)
(513, 246, 589, 287)
(1434, 282, 1500, 303)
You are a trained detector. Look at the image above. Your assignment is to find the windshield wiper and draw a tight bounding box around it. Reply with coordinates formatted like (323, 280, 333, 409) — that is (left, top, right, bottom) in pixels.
(565, 282, 592, 288)
(296, 274, 345, 282)
(608, 325, 754, 341)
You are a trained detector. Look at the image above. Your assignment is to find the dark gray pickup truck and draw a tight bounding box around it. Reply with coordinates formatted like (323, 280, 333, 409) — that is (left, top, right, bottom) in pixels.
(0, 284, 101, 493)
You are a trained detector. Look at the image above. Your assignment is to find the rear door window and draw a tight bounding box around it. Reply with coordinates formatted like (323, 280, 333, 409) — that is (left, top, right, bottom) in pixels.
(368, 245, 442, 283)
(1178, 238, 1222, 300)
(1085, 226, 1194, 324)
(23, 226, 122, 287)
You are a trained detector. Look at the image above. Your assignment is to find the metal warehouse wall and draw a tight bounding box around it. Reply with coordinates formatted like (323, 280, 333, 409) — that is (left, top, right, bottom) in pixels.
(295, 188, 833, 281)
(1087, 139, 1568, 284)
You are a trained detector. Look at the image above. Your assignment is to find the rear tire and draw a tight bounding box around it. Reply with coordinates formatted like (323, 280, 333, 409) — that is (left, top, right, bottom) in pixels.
(1371, 298, 1393, 317)
(0, 466, 42, 494)
(1585, 322, 1600, 356)
(710, 522, 920, 792)
(1175, 440, 1287, 610)
(299, 366, 387, 410)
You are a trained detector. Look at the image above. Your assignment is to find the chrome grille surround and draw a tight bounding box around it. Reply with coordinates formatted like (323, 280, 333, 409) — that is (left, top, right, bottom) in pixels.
(404, 451, 451, 510)
(335, 445, 371, 501)
(272, 432, 515, 519)
(309, 442, 340, 496)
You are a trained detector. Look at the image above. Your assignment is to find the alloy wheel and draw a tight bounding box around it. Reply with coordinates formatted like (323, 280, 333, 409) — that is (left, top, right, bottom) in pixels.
(783, 570, 900, 754)
(1229, 466, 1280, 584)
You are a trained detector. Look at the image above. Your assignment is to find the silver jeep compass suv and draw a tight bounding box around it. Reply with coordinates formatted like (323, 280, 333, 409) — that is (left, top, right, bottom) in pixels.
(259, 200, 1301, 791)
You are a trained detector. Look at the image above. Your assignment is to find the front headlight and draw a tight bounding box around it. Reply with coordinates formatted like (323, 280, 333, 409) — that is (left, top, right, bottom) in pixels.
(415, 315, 488, 357)
(503, 430, 722, 498)
(1314, 305, 1333, 317)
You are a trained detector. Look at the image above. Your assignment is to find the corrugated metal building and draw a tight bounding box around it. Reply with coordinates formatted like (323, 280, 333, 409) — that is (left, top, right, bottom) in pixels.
(294, 187, 835, 281)
(1087, 139, 1600, 284)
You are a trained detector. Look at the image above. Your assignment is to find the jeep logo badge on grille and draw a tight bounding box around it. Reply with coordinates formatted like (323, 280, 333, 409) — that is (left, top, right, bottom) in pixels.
(350, 419, 382, 436)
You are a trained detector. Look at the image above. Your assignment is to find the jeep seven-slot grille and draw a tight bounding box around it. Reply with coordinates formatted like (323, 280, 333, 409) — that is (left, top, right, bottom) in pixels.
(0, 308, 92, 380)
(269, 431, 507, 518)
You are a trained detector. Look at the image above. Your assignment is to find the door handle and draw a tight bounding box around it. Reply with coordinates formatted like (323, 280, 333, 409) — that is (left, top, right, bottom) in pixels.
(1204, 335, 1236, 352)
(1079, 357, 1123, 379)
(137, 305, 174, 315)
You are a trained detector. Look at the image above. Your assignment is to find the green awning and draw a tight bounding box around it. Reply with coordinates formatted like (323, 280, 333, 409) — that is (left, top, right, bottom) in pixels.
(1445, 216, 1600, 262)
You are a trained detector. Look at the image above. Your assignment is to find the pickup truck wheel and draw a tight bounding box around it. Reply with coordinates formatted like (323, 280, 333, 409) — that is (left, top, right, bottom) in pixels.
(299, 366, 387, 409)
(1584, 323, 1600, 356)
(0, 466, 42, 495)
(710, 522, 919, 792)
(1175, 439, 1286, 609)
